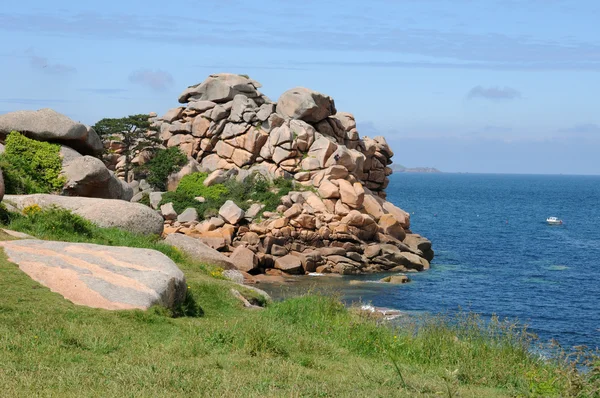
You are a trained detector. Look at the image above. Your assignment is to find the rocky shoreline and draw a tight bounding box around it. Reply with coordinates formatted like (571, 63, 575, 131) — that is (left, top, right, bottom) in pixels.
(139, 73, 434, 277)
(0, 72, 434, 280)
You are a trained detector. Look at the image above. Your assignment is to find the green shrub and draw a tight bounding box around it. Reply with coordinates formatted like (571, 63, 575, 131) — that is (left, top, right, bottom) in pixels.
(159, 172, 304, 221)
(0, 131, 65, 194)
(143, 147, 187, 191)
(176, 172, 230, 201)
(160, 191, 209, 215)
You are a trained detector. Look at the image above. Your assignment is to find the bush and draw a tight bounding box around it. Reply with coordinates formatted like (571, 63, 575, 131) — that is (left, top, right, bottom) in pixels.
(159, 172, 306, 221)
(160, 191, 210, 216)
(143, 147, 187, 191)
(176, 172, 230, 201)
(0, 131, 65, 194)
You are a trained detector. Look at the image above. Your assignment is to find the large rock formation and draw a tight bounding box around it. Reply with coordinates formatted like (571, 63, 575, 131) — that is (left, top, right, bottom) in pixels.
(153, 73, 434, 276)
(155, 73, 393, 196)
(4, 194, 164, 236)
(0, 108, 103, 156)
(0, 239, 186, 310)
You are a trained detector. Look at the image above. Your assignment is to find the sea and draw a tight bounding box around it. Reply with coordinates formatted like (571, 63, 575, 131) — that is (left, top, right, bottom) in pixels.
(263, 173, 600, 350)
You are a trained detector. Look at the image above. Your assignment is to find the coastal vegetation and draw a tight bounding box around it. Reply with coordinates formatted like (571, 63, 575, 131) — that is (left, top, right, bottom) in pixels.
(160, 172, 296, 218)
(0, 209, 598, 397)
(0, 131, 65, 194)
(144, 146, 188, 191)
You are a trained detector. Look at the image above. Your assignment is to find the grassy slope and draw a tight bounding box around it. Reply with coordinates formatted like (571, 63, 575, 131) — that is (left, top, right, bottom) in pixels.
(0, 209, 592, 397)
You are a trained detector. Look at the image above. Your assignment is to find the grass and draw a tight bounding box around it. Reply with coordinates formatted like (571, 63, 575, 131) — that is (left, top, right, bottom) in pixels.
(0, 208, 598, 397)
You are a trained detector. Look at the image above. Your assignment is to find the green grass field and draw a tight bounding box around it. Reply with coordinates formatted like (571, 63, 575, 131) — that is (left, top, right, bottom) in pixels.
(0, 208, 597, 397)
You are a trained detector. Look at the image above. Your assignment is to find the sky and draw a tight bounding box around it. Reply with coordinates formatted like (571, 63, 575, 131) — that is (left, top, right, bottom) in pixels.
(1, 0, 599, 174)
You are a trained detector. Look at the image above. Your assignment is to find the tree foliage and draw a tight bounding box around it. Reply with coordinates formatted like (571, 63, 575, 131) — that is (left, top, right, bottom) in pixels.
(143, 147, 187, 191)
(93, 114, 160, 182)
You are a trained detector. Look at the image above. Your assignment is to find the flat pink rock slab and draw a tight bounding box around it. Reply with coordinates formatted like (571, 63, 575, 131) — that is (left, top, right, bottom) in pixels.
(0, 239, 186, 310)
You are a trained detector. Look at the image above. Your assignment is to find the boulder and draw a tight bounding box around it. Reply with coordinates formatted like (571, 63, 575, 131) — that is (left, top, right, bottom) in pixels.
(191, 116, 211, 138)
(403, 234, 432, 252)
(308, 135, 337, 167)
(302, 191, 328, 213)
(62, 156, 133, 200)
(338, 179, 364, 209)
(229, 246, 258, 273)
(244, 203, 264, 221)
(380, 275, 411, 284)
(204, 169, 229, 187)
(382, 201, 410, 229)
(318, 179, 340, 199)
(0, 239, 185, 310)
(187, 100, 217, 112)
(149, 192, 164, 209)
(365, 244, 382, 258)
(4, 194, 164, 235)
(376, 244, 430, 271)
(177, 208, 199, 223)
(160, 203, 177, 221)
(178, 73, 260, 104)
(164, 233, 236, 270)
(362, 193, 385, 220)
(0, 108, 103, 155)
(59, 145, 83, 163)
(219, 200, 245, 224)
(159, 107, 184, 122)
(276, 87, 336, 123)
(378, 214, 406, 241)
(274, 254, 304, 274)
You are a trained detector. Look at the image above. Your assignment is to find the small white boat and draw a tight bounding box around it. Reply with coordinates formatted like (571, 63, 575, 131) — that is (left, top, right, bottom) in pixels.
(546, 217, 563, 225)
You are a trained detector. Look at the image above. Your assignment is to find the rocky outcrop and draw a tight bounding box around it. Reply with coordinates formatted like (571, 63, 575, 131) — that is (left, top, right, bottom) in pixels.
(150, 73, 433, 276)
(0, 108, 103, 155)
(154, 73, 393, 197)
(0, 239, 186, 310)
(4, 194, 164, 236)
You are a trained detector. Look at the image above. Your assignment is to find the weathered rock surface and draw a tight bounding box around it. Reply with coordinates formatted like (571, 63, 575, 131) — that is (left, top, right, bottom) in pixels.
(163, 234, 235, 269)
(229, 246, 258, 273)
(219, 200, 244, 224)
(0, 239, 185, 310)
(0, 108, 103, 155)
(4, 194, 164, 236)
(276, 88, 336, 123)
(62, 156, 133, 201)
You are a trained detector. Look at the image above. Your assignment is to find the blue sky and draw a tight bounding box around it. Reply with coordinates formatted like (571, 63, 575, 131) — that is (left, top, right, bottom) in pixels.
(1, 0, 599, 174)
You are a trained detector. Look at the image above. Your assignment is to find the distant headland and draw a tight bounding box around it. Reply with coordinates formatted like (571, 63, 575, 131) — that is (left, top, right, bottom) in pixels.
(391, 164, 441, 173)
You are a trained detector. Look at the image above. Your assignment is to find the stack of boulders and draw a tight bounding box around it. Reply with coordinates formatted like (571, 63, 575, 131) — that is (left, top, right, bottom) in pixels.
(153, 73, 434, 276)
(154, 73, 392, 197)
(0, 108, 132, 201)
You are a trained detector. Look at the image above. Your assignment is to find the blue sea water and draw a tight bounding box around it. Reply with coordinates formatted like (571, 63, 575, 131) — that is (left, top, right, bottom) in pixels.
(384, 173, 600, 350)
(266, 173, 600, 350)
